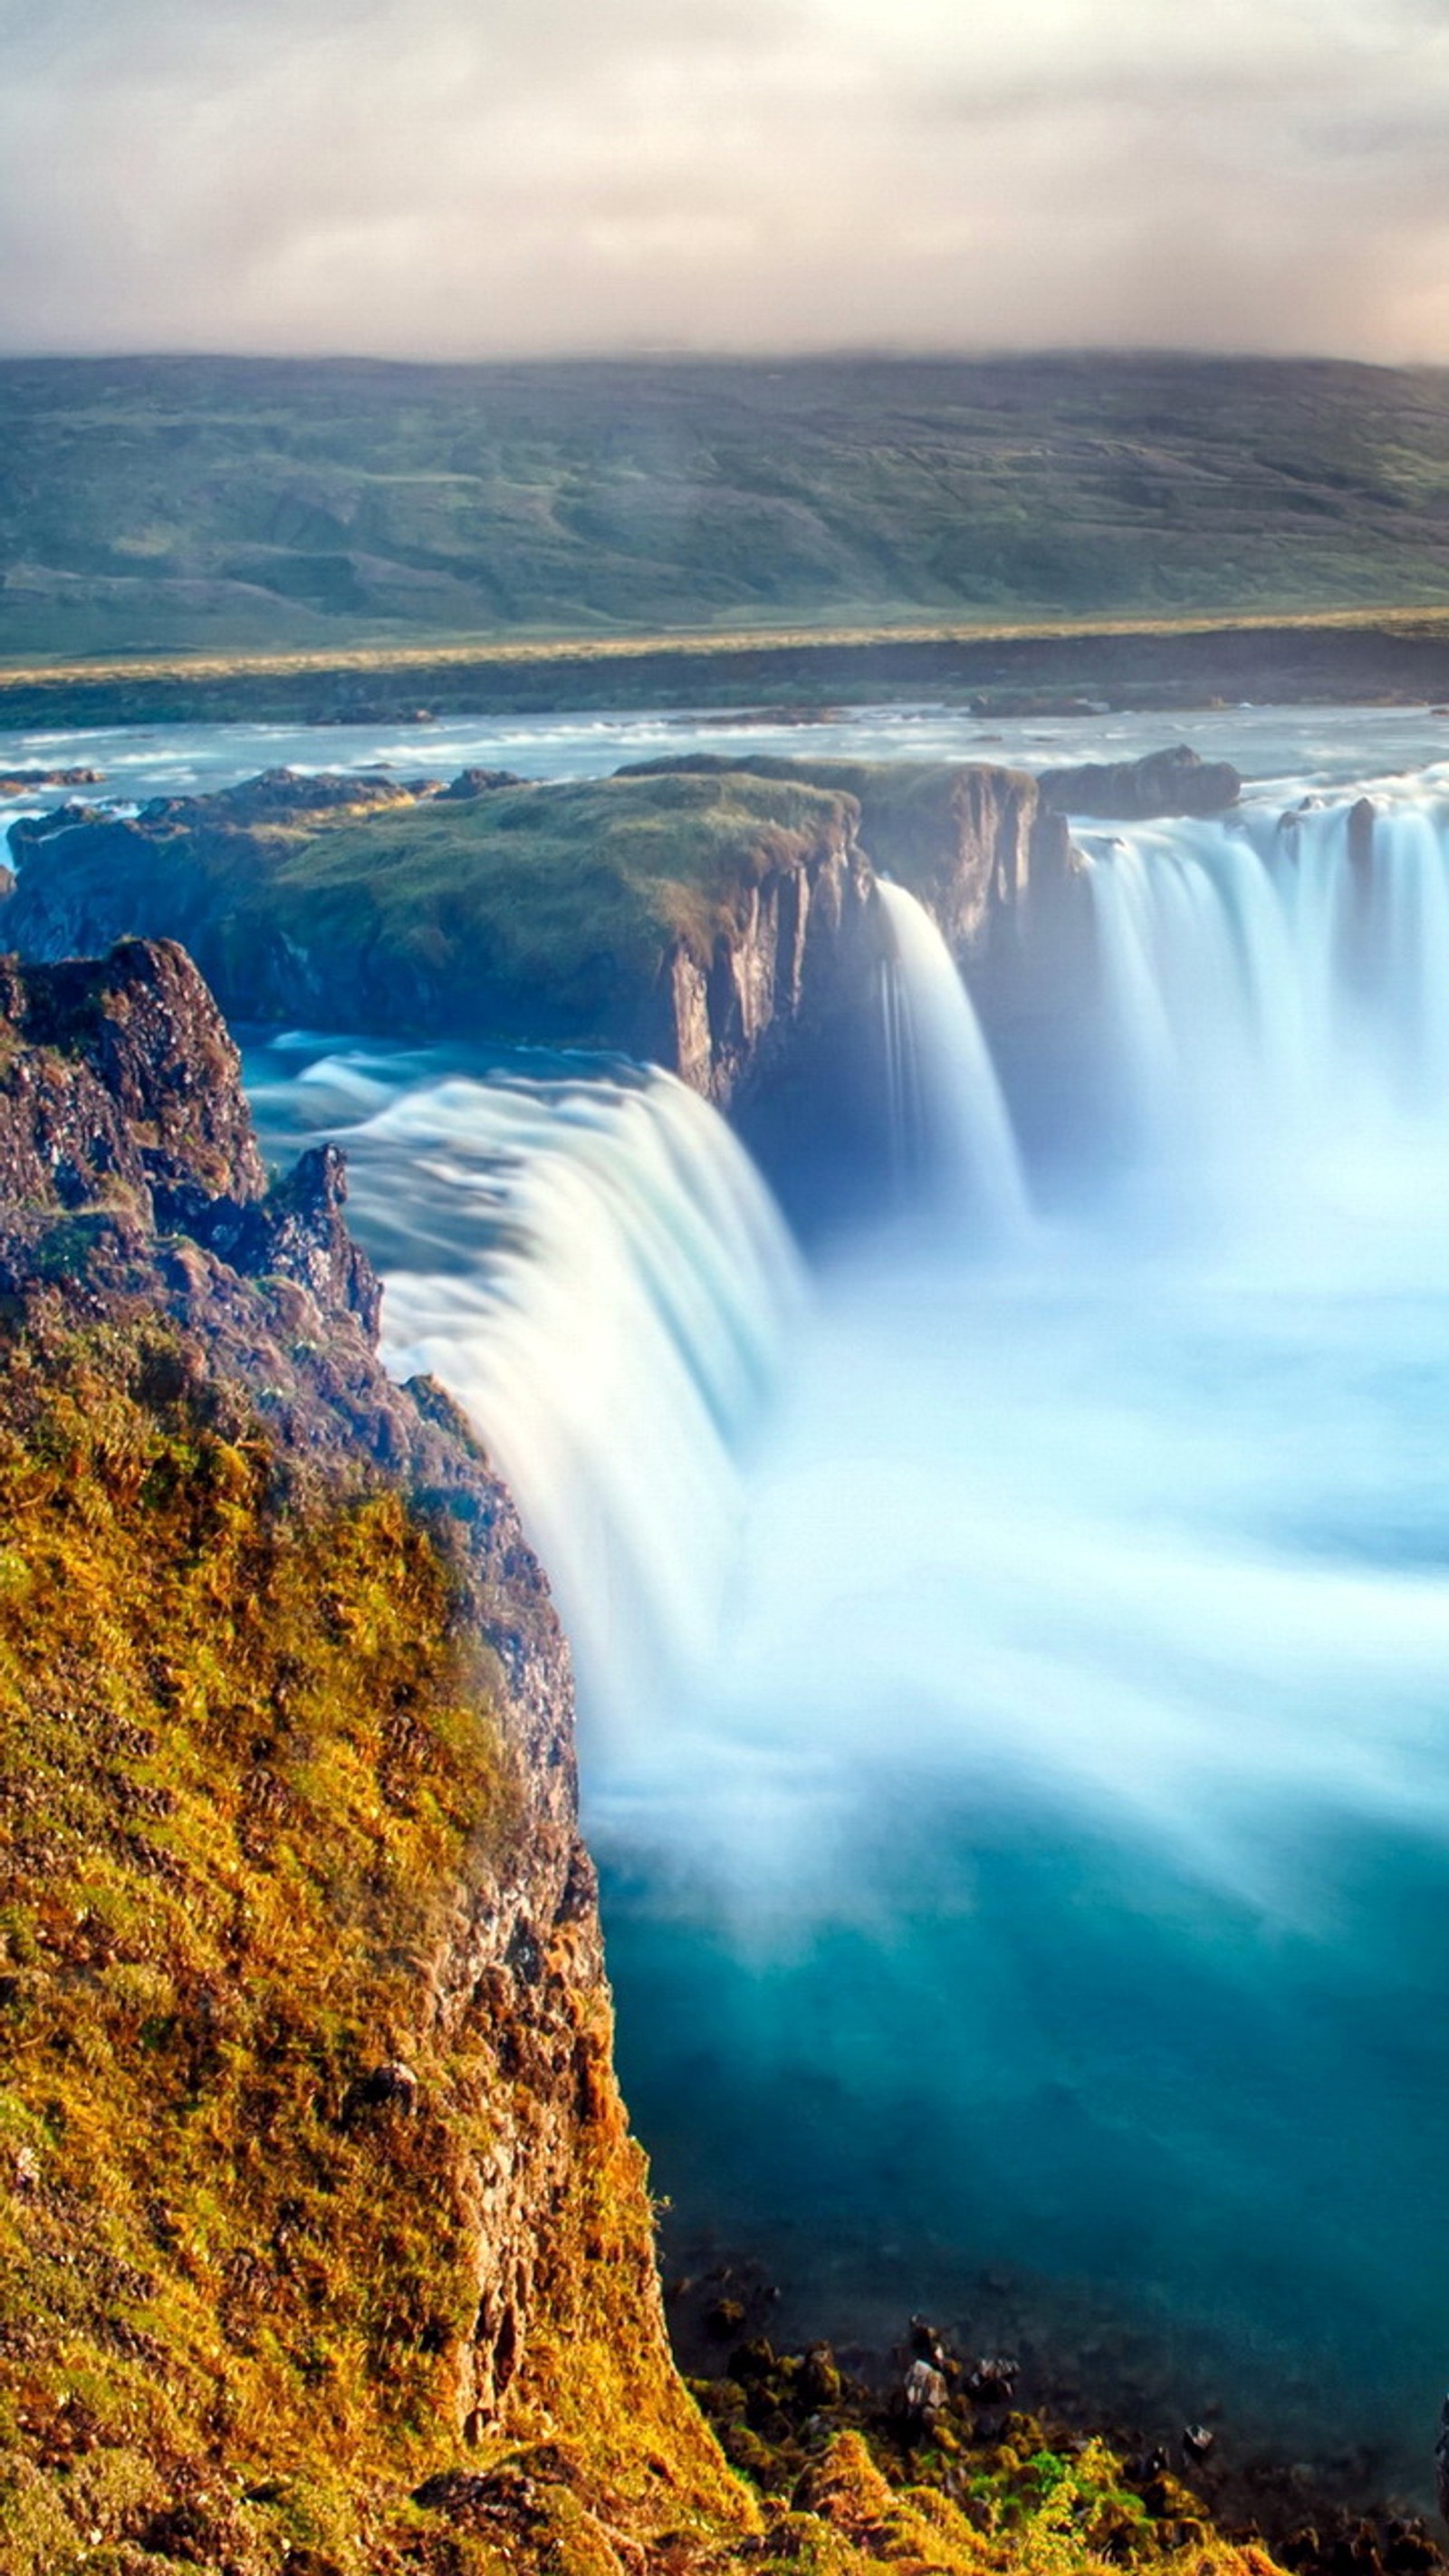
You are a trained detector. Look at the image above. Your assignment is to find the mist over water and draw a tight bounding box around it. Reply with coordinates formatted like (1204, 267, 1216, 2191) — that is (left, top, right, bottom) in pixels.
(600, 789, 1449, 2496)
(241, 742, 1449, 2502)
(245, 1047, 799, 1739)
(878, 879, 1031, 1238)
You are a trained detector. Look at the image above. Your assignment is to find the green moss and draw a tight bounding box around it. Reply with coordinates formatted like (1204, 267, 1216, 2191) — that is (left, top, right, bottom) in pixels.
(0, 1307, 1298, 2576)
(689, 2366, 1289, 2576)
(261, 769, 848, 989)
(629, 750, 1022, 900)
(0, 1315, 513, 2570)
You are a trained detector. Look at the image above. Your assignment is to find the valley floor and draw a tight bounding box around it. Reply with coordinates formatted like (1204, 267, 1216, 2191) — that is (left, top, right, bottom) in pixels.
(8, 608, 1449, 731)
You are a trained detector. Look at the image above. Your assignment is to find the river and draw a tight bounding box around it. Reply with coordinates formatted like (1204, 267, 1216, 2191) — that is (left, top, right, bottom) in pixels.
(13, 700, 1449, 2504)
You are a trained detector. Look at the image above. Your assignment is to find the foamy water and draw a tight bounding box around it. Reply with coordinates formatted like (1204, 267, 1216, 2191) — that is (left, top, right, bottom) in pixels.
(236, 736, 1449, 2501)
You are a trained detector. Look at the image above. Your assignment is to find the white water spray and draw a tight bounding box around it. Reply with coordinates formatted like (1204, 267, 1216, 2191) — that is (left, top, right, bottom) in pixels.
(876, 879, 1030, 1240)
(259, 1057, 803, 1743)
(243, 761, 1449, 2487)
(1084, 785, 1449, 1221)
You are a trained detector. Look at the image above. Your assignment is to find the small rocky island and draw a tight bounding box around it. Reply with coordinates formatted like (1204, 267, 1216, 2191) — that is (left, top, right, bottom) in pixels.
(0, 744, 1233, 1188)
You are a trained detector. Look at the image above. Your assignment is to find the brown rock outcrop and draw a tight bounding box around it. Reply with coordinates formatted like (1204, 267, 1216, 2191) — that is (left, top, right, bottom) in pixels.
(647, 799, 878, 1110)
(621, 750, 1076, 965)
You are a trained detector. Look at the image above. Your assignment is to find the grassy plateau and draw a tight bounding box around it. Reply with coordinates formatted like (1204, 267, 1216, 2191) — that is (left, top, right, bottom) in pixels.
(5, 352, 1449, 670)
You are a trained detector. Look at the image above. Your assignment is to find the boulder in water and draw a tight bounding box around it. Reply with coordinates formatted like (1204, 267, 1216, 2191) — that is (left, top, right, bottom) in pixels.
(901, 2359, 948, 2425)
(1348, 794, 1377, 870)
(1037, 745, 1242, 820)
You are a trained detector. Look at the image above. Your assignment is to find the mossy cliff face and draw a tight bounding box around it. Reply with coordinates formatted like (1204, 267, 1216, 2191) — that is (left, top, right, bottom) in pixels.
(0, 936, 1303, 2576)
(619, 753, 1077, 966)
(0, 938, 743, 2573)
(1, 758, 1080, 1120)
(3, 769, 880, 1116)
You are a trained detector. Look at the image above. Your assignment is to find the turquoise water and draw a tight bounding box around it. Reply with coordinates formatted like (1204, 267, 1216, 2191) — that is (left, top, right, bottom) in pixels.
(596, 1233, 1449, 2498)
(216, 716, 1449, 2504)
(589, 790, 1449, 2499)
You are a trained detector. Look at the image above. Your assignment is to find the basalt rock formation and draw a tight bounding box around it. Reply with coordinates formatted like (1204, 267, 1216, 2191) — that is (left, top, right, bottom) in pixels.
(2, 765, 888, 1121)
(619, 751, 1078, 964)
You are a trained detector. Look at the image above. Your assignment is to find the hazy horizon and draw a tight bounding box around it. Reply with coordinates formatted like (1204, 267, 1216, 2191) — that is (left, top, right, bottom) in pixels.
(3, 343, 1448, 377)
(3, 0, 1448, 367)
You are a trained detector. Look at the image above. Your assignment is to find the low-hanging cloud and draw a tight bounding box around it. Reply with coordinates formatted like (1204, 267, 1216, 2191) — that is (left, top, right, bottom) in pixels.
(1, 0, 1447, 360)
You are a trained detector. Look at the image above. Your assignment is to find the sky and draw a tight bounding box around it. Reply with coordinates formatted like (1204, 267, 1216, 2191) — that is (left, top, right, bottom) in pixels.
(1, 0, 1448, 362)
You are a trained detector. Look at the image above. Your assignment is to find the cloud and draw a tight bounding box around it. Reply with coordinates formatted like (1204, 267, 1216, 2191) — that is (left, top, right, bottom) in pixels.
(0, 0, 1447, 359)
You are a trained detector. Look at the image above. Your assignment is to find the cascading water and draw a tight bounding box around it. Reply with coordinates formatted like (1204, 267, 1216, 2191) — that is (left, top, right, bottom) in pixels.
(245, 758, 1449, 2505)
(1082, 785, 1449, 1216)
(245, 1049, 802, 1743)
(876, 879, 1030, 1239)
(591, 777, 1449, 2498)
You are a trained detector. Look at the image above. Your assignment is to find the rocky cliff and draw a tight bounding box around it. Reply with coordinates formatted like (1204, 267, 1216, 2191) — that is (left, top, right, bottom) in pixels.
(1034, 745, 1241, 822)
(619, 751, 1078, 966)
(0, 755, 1090, 1121)
(2, 768, 884, 1119)
(0, 757, 1090, 1253)
(0, 931, 1368, 2576)
(0, 755, 1101, 1230)
(0, 937, 746, 2574)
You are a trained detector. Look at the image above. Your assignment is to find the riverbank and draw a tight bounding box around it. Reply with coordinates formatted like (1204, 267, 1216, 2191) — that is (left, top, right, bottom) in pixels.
(663, 2265, 1447, 2576)
(7, 608, 1449, 729)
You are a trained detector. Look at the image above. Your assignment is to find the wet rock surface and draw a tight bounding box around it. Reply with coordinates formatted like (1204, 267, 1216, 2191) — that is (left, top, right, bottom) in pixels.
(674, 2300, 1449, 2576)
(667, 2256, 1449, 2576)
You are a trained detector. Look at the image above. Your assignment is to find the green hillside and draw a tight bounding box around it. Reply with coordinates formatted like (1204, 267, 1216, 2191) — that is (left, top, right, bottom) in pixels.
(5, 352, 1449, 658)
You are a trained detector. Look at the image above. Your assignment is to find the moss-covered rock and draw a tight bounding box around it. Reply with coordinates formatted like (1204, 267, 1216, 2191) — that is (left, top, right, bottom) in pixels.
(0, 939, 744, 2574)
(0, 932, 1335, 2576)
(5, 769, 874, 1100)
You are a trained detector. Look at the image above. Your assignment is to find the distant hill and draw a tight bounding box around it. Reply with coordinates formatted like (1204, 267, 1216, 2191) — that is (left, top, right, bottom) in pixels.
(5, 351, 1449, 657)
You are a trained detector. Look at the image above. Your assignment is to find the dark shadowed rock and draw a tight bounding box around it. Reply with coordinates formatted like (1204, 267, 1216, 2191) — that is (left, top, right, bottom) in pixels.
(966, 2355, 1021, 2404)
(0, 937, 387, 1333)
(1037, 745, 1242, 820)
(154, 1140, 381, 1337)
(0, 936, 265, 1209)
(439, 765, 526, 798)
(0, 765, 104, 793)
(1348, 795, 1377, 870)
(342, 2059, 420, 2123)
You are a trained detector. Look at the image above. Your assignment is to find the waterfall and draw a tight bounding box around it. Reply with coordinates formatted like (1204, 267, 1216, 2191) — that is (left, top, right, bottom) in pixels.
(1083, 783, 1449, 1220)
(876, 879, 1031, 1240)
(239, 750, 1449, 2496)
(252, 1054, 803, 1742)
